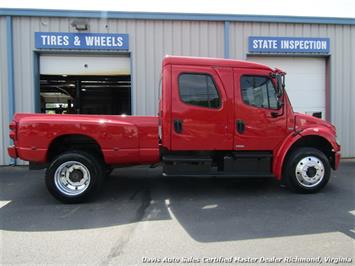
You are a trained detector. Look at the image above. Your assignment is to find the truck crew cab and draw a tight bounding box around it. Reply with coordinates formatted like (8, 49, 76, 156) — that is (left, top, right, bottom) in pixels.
(8, 56, 341, 203)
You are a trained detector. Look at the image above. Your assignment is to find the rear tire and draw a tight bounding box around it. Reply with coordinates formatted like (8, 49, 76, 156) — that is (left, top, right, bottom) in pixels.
(45, 151, 104, 203)
(283, 147, 331, 193)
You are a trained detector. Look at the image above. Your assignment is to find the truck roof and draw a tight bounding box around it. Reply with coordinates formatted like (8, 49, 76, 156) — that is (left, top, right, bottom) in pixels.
(163, 55, 273, 71)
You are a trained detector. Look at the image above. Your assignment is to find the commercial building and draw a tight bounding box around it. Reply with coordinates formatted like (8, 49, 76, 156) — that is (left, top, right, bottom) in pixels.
(1, 8, 354, 164)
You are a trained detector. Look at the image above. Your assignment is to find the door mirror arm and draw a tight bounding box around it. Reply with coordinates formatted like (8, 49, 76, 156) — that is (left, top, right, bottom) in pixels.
(277, 99, 284, 109)
(271, 99, 285, 118)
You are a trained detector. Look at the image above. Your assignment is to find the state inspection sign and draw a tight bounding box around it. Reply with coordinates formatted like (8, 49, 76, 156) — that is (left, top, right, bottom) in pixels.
(248, 36, 330, 53)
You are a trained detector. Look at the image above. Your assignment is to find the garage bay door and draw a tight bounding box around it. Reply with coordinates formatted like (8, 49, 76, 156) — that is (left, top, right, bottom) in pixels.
(39, 54, 131, 115)
(248, 57, 326, 119)
(40, 54, 130, 76)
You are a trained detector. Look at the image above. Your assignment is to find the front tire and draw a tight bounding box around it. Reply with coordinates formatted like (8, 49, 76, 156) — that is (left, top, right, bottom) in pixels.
(45, 151, 104, 203)
(283, 147, 331, 193)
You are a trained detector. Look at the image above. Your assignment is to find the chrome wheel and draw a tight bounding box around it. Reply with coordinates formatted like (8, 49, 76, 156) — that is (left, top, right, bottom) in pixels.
(295, 156, 325, 188)
(54, 161, 91, 196)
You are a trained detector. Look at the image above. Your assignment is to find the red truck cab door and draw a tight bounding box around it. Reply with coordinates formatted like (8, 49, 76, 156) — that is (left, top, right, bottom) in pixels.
(233, 68, 288, 151)
(170, 65, 233, 150)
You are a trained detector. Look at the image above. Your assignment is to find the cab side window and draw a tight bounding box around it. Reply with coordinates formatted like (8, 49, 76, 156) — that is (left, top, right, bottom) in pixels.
(179, 73, 221, 109)
(240, 76, 278, 109)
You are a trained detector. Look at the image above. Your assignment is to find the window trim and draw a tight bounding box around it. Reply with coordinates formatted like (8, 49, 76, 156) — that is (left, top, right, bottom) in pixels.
(177, 72, 222, 110)
(240, 74, 280, 110)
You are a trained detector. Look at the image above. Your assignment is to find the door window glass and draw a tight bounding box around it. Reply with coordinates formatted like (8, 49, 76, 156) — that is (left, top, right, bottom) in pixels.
(179, 73, 221, 108)
(240, 76, 278, 109)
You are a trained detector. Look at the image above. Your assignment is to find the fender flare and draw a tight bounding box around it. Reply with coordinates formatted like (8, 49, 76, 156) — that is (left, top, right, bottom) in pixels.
(273, 127, 338, 180)
(46, 133, 105, 161)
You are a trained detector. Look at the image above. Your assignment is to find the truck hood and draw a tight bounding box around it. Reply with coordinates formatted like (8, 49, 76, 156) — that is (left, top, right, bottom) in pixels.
(294, 112, 336, 134)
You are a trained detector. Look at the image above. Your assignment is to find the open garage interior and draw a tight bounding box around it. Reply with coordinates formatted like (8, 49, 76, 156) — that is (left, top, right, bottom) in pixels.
(248, 56, 326, 119)
(39, 54, 131, 115)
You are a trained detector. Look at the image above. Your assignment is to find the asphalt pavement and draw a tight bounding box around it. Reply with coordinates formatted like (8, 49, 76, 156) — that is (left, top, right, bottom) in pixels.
(0, 161, 354, 265)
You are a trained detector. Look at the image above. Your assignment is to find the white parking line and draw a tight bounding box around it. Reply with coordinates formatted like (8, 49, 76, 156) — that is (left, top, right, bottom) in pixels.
(0, 200, 11, 209)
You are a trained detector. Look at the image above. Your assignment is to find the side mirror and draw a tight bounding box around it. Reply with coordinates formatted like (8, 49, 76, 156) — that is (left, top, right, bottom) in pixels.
(276, 75, 284, 98)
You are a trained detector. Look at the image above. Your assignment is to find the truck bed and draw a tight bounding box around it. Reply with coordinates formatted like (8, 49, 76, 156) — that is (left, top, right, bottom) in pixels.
(9, 113, 160, 165)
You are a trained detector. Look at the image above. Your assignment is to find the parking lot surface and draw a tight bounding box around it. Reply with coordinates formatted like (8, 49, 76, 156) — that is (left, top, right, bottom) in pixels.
(0, 161, 354, 265)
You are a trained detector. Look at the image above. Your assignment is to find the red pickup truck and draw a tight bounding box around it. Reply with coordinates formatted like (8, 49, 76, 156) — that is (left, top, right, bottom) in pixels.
(8, 56, 341, 203)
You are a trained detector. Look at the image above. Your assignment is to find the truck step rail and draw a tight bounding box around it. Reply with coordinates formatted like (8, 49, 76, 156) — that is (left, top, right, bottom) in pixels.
(162, 155, 212, 163)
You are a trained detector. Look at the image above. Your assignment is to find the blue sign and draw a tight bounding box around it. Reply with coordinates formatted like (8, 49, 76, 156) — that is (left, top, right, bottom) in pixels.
(35, 32, 129, 50)
(248, 36, 330, 53)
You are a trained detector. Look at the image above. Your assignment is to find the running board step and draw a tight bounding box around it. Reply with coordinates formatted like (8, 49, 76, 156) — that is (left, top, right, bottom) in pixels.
(163, 155, 212, 175)
(162, 155, 212, 163)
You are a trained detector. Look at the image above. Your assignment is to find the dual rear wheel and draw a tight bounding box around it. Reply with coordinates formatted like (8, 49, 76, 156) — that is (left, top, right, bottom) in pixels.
(45, 151, 105, 203)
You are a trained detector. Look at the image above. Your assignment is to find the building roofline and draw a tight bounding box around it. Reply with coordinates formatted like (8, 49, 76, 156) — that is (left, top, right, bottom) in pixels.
(0, 8, 354, 25)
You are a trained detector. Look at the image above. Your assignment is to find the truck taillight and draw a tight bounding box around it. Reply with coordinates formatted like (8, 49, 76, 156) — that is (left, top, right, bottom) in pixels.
(9, 121, 17, 140)
(9, 131, 16, 140)
(9, 121, 16, 130)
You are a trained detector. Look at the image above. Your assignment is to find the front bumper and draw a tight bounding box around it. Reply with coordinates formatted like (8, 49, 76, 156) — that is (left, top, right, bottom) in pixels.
(8, 145, 17, 159)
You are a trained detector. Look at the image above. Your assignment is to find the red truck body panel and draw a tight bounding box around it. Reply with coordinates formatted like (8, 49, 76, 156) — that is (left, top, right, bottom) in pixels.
(9, 113, 160, 165)
(8, 56, 340, 181)
(169, 65, 234, 150)
(273, 112, 341, 178)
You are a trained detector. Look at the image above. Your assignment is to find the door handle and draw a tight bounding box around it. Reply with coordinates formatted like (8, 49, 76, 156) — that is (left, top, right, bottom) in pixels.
(236, 120, 245, 134)
(174, 119, 183, 133)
